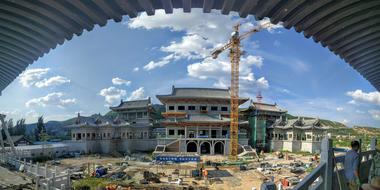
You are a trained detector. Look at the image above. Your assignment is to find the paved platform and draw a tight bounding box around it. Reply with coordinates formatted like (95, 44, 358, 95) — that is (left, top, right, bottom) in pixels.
(0, 165, 32, 189)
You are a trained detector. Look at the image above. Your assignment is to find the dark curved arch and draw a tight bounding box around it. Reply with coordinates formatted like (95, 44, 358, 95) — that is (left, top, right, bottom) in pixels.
(200, 141, 211, 155)
(0, 0, 380, 94)
(214, 141, 224, 155)
(186, 141, 197, 152)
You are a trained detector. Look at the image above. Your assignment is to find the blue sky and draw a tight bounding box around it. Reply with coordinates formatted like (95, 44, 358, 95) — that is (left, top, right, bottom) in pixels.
(0, 9, 379, 127)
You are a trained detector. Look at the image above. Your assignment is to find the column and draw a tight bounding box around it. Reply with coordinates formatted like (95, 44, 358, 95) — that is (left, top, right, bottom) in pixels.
(67, 170, 71, 187)
(44, 163, 48, 177)
(185, 127, 187, 139)
(35, 176, 40, 190)
(52, 172, 56, 187)
(196, 126, 199, 138)
(370, 138, 377, 150)
(36, 162, 40, 175)
(321, 138, 333, 190)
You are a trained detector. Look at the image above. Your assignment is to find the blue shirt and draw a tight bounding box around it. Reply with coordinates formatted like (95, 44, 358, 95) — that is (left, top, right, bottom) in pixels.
(344, 149, 359, 181)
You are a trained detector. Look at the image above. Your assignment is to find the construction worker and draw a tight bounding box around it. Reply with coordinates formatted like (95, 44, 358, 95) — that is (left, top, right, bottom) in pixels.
(203, 169, 208, 185)
(344, 140, 361, 190)
(203, 169, 208, 179)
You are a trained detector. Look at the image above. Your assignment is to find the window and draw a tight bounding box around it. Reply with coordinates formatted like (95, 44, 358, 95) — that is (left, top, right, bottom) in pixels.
(72, 134, 75, 138)
(221, 107, 228, 111)
(200, 106, 207, 111)
(169, 106, 175, 110)
(143, 112, 148, 116)
(178, 130, 185, 136)
(289, 134, 293, 139)
(211, 106, 218, 111)
(137, 112, 143, 118)
(307, 134, 312, 139)
(169, 130, 175, 135)
(222, 130, 228, 136)
(188, 106, 196, 110)
(178, 106, 185, 110)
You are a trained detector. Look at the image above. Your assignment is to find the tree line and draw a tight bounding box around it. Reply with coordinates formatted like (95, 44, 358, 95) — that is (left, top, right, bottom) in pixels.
(1, 116, 46, 142)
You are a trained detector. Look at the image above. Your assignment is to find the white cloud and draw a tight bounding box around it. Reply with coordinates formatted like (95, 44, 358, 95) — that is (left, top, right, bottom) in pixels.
(19, 68, 70, 88)
(347, 100, 356, 105)
(143, 54, 179, 71)
(133, 67, 139, 72)
(368, 110, 380, 120)
(25, 110, 40, 119)
(346, 90, 380, 106)
(99, 87, 126, 105)
(282, 88, 291, 94)
(187, 55, 268, 90)
(356, 110, 365, 114)
(112, 77, 131, 86)
(19, 68, 50, 87)
(25, 92, 76, 108)
(128, 9, 282, 71)
(34, 76, 70, 88)
(128, 87, 146, 101)
(336, 107, 344, 112)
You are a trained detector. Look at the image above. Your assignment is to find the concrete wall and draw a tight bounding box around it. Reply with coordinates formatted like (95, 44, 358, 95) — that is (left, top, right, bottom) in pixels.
(269, 140, 321, 153)
(282, 141, 293, 152)
(64, 139, 157, 154)
(269, 140, 283, 152)
(301, 141, 321, 153)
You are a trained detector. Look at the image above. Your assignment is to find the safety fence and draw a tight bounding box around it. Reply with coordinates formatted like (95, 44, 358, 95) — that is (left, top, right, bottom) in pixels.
(293, 138, 378, 190)
(0, 152, 71, 190)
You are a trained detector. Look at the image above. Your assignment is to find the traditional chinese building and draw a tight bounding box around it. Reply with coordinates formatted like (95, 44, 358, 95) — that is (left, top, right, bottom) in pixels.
(154, 86, 251, 155)
(267, 117, 327, 153)
(66, 98, 158, 154)
(240, 100, 287, 151)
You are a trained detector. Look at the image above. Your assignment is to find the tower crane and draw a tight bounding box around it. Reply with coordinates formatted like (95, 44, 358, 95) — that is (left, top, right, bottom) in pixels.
(211, 22, 271, 160)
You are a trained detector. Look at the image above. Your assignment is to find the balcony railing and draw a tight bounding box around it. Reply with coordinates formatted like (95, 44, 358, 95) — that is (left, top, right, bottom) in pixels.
(293, 138, 378, 190)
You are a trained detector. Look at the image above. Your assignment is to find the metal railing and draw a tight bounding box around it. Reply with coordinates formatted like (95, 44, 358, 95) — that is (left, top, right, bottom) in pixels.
(293, 138, 378, 190)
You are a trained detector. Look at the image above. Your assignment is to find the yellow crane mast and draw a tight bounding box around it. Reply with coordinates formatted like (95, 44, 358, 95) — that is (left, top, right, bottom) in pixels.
(211, 22, 271, 160)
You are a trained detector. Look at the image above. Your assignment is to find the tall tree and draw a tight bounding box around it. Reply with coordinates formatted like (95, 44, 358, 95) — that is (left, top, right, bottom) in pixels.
(35, 116, 45, 141)
(11, 118, 26, 136)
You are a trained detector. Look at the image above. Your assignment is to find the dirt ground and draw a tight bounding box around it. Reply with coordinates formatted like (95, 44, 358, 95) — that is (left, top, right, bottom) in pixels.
(59, 152, 316, 190)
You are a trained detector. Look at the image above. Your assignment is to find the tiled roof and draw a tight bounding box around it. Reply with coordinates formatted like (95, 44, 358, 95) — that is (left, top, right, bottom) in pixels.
(251, 102, 287, 113)
(270, 117, 325, 130)
(156, 86, 249, 102)
(110, 98, 151, 110)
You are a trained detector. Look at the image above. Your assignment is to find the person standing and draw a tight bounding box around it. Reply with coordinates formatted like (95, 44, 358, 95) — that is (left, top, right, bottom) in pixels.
(344, 140, 361, 190)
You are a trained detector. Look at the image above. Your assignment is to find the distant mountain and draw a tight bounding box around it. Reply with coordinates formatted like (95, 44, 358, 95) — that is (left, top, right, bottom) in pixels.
(24, 104, 166, 139)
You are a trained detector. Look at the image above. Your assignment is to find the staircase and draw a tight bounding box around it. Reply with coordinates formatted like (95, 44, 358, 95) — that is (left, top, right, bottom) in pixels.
(238, 145, 259, 158)
(153, 139, 180, 155)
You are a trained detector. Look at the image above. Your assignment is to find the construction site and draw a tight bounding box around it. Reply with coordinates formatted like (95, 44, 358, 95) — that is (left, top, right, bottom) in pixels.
(0, 20, 326, 189)
(1, 1, 380, 190)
